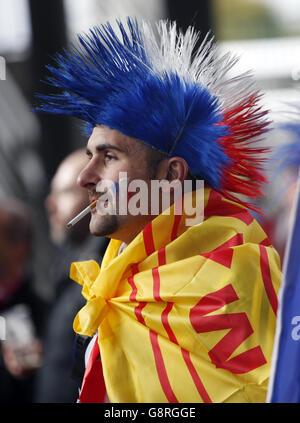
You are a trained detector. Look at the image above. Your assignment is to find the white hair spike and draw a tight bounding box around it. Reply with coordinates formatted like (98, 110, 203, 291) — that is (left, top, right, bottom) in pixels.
(139, 19, 260, 113)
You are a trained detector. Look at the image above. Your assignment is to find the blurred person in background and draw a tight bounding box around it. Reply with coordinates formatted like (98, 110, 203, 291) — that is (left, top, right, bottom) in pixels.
(33, 148, 108, 403)
(259, 121, 300, 261)
(46, 149, 91, 249)
(265, 115, 300, 403)
(0, 199, 44, 403)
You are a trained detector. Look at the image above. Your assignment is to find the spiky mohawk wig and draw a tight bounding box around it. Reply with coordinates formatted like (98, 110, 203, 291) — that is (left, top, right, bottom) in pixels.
(36, 17, 270, 211)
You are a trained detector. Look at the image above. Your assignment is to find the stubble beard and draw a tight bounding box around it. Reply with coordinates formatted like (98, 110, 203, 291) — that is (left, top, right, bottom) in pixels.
(89, 211, 119, 237)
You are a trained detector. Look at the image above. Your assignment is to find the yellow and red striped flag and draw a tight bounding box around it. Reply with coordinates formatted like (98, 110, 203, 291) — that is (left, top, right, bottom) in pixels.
(70, 187, 281, 403)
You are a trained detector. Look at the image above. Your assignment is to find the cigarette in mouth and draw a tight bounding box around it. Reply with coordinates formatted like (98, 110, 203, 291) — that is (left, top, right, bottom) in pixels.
(66, 200, 97, 228)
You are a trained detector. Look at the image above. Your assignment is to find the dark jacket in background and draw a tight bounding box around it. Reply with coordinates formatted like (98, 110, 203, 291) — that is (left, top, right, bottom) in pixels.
(33, 237, 109, 403)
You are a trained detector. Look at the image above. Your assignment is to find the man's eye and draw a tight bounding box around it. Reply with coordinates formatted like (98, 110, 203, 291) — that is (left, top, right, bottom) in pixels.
(105, 152, 116, 161)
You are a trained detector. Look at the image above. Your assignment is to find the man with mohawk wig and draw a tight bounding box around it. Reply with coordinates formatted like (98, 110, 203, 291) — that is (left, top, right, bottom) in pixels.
(36, 18, 281, 403)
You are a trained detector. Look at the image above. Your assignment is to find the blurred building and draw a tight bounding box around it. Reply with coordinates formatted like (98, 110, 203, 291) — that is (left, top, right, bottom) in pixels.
(213, 0, 300, 256)
(213, 0, 300, 123)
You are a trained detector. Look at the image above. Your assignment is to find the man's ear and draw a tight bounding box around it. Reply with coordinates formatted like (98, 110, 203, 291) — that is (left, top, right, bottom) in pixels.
(154, 156, 189, 182)
(166, 157, 189, 182)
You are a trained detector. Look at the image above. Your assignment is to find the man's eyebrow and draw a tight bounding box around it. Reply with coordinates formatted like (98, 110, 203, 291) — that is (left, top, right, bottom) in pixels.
(86, 143, 127, 156)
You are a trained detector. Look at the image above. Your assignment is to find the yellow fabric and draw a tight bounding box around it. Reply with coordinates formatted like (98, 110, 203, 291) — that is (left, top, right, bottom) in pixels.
(70, 187, 281, 403)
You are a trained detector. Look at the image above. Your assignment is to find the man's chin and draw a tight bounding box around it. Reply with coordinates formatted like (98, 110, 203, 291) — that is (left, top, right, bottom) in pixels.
(89, 214, 118, 238)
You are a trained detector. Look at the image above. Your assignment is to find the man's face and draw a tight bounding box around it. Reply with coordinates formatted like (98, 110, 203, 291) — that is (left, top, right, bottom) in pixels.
(78, 126, 158, 244)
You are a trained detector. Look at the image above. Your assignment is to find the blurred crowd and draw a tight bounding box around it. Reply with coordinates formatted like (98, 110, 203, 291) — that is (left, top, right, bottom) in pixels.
(0, 147, 108, 403)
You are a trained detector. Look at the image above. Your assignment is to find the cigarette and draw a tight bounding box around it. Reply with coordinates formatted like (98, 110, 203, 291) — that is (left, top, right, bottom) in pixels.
(66, 200, 97, 228)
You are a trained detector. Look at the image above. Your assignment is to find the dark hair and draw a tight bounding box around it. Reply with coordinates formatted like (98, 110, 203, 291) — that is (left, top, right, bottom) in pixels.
(145, 146, 165, 177)
(145, 146, 198, 190)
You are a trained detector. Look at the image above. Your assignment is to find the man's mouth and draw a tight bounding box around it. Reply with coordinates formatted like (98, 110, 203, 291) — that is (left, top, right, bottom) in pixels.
(89, 192, 103, 202)
(89, 193, 110, 210)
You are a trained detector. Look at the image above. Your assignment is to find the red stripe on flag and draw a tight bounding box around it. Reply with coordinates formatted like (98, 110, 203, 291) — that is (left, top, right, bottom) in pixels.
(128, 264, 139, 302)
(161, 303, 212, 402)
(259, 245, 278, 315)
(152, 267, 163, 302)
(161, 302, 178, 344)
(128, 264, 147, 324)
(181, 348, 212, 403)
(129, 255, 178, 402)
(155, 250, 211, 401)
(149, 249, 179, 402)
(79, 336, 106, 403)
(260, 237, 272, 246)
(152, 247, 166, 302)
(135, 302, 147, 325)
(205, 190, 254, 225)
(143, 222, 155, 256)
(131, 244, 211, 402)
(149, 329, 179, 403)
(200, 233, 243, 268)
(158, 247, 167, 266)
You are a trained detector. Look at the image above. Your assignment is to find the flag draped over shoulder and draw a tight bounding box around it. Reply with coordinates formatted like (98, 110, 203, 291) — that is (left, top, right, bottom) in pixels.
(70, 187, 281, 403)
(267, 172, 300, 403)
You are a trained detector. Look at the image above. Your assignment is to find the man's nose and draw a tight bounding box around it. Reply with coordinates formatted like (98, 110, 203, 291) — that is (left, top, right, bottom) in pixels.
(77, 161, 100, 189)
